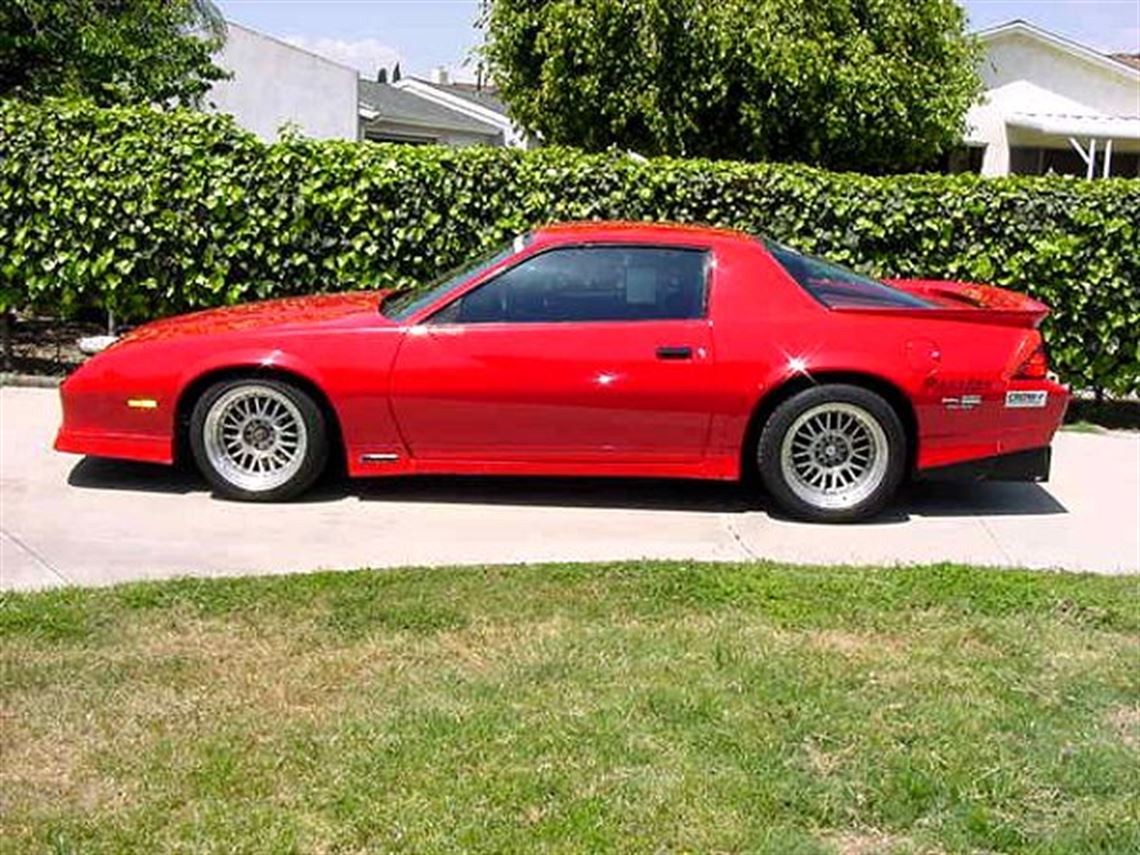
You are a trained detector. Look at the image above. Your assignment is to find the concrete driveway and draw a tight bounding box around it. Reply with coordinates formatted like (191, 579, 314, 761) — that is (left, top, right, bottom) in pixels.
(2, 386, 1137, 590)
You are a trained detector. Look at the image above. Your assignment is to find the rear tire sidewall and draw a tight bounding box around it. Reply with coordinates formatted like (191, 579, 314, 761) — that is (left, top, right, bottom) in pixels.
(756, 384, 906, 522)
(189, 378, 328, 502)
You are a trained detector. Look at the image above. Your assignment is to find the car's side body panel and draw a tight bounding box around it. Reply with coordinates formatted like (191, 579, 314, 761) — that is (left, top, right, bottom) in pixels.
(389, 319, 718, 463)
(55, 221, 1069, 486)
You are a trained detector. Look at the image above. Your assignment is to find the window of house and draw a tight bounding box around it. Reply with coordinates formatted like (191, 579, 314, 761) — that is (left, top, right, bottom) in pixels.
(1009, 146, 1140, 178)
(941, 145, 985, 174)
(363, 128, 438, 145)
(431, 246, 709, 324)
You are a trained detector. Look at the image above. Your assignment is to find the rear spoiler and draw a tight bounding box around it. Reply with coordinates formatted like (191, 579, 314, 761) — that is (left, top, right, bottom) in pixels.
(836, 279, 1051, 329)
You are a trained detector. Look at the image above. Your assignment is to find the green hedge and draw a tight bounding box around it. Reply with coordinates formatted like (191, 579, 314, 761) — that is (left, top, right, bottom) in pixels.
(1, 99, 1138, 394)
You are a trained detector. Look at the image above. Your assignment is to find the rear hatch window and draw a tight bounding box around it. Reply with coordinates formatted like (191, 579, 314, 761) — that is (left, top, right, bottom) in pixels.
(763, 239, 933, 309)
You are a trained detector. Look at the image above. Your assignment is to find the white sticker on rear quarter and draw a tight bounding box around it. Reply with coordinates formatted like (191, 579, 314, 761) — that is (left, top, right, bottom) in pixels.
(1005, 390, 1048, 409)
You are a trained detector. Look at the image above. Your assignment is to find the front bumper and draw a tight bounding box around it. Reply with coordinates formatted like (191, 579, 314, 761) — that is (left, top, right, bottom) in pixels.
(54, 426, 172, 464)
(55, 362, 175, 465)
(916, 446, 1051, 483)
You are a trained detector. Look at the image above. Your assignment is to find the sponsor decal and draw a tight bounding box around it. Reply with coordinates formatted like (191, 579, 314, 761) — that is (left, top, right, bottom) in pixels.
(1005, 390, 1048, 409)
(932, 378, 992, 392)
(941, 394, 981, 411)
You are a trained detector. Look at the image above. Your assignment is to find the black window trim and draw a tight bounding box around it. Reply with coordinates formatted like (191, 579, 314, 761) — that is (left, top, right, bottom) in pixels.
(760, 237, 934, 311)
(420, 241, 715, 326)
(386, 235, 531, 322)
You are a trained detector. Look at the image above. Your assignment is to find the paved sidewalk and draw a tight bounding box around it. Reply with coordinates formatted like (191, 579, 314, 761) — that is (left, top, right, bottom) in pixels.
(2, 386, 1137, 590)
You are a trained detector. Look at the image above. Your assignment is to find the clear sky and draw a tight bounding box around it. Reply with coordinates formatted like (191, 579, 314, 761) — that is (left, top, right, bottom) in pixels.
(215, 1, 1140, 80)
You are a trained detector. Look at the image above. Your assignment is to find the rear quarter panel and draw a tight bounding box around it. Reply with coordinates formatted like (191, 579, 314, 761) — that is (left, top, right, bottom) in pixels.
(707, 240, 1063, 473)
(705, 240, 925, 465)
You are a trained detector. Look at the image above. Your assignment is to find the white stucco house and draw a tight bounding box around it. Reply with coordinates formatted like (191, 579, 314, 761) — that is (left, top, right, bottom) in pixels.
(205, 25, 528, 149)
(964, 20, 1140, 177)
(357, 79, 503, 146)
(358, 68, 533, 149)
(205, 23, 360, 141)
(394, 70, 533, 149)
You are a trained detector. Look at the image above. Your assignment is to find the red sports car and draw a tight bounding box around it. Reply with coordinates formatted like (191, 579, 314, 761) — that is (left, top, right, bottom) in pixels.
(56, 222, 1068, 521)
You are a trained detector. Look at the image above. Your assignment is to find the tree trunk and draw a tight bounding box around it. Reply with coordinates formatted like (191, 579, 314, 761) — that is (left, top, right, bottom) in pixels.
(1, 310, 13, 372)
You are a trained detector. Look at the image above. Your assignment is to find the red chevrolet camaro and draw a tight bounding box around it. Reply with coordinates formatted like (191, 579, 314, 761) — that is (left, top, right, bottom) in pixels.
(56, 221, 1068, 521)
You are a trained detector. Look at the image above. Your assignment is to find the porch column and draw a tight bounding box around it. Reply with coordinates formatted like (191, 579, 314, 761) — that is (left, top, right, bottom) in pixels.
(1068, 137, 1098, 179)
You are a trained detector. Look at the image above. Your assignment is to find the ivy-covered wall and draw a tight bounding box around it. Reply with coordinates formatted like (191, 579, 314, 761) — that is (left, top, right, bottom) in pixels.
(2, 100, 1137, 393)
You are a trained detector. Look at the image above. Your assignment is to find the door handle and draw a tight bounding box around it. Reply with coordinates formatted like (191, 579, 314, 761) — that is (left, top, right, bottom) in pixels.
(656, 345, 693, 360)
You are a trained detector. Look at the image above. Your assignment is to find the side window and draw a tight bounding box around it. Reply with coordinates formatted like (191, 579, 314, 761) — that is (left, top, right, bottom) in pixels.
(431, 246, 708, 324)
(763, 239, 932, 309)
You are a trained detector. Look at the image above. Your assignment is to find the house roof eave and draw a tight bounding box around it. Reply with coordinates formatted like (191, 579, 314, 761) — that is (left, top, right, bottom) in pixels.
(1007, 112, 1140, 140)
(358, 80, 504, 135)
(394, 78, 513, 130)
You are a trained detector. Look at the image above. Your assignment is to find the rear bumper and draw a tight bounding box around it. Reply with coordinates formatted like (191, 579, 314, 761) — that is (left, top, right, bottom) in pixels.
(916, 446, 1051, 483)
(915, 379, 1068, 471)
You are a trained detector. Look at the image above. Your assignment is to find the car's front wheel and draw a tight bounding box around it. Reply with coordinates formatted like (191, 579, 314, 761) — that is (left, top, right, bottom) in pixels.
(190, 377, 328, 502)
(756, 384, 906, 522)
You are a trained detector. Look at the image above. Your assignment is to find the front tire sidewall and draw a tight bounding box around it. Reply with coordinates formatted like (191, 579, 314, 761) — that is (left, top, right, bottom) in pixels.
(189, 378, 328, 502)
(757, 385, 906, 523)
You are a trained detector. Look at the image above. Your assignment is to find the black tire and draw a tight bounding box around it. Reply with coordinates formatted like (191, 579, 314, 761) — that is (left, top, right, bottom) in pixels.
(189, 377, 328, 502)
(755, 384, 906, 523)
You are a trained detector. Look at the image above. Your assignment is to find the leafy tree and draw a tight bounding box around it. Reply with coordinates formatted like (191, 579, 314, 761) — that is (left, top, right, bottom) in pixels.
(392, 62, 401, 82)
(0, 0, 228, 106)
(482, 0, 983, 172)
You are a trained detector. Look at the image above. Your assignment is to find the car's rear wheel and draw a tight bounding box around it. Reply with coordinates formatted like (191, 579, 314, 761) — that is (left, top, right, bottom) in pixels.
(756, 384, 905, 522)
(190, 378, 327, 502)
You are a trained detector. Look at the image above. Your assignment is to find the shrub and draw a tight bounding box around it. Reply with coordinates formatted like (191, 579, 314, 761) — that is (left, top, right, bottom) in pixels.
(1, 99, 1137, 394)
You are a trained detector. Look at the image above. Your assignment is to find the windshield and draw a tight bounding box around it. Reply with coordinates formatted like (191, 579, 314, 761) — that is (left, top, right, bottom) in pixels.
(763, 239, 932, 309)
(381, 236, 529, 321)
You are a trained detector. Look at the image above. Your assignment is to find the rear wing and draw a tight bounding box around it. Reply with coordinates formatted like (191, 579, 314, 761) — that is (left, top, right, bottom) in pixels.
(846, 279, 1052, 329)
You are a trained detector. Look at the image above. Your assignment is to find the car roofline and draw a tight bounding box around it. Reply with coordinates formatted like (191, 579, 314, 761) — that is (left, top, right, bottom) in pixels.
(533, 220, 752, 244)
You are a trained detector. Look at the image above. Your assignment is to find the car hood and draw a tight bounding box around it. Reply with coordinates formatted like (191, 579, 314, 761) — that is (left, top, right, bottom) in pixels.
(118, 292, 390, 345)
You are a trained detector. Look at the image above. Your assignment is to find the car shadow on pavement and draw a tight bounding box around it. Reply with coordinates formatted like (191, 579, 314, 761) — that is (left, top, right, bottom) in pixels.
(343, 475, 766, 513)
(66, 457, 1068, 519)
(343, 476, 1068, 520)
(67, 457, 203, 494)
(901, 481, 1068, 517)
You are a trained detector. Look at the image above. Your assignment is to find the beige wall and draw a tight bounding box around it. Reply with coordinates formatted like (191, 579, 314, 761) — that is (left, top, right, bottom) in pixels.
(979, 33, 1139, 115)
(206, 24, 359, 142)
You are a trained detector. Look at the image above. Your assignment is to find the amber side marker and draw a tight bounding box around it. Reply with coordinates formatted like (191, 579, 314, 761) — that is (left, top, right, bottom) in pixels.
(126, 399, 158, 409)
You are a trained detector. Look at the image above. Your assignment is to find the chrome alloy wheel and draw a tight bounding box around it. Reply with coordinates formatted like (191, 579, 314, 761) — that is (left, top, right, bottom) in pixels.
(778, 402, 889, 510)
(202, 384, 308, 493)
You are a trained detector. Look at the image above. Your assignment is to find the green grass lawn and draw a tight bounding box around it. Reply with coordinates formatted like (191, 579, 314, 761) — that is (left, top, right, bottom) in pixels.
(2, 562, 1138, 854)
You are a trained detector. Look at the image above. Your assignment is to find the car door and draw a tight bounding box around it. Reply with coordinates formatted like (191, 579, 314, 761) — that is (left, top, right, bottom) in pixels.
(389, 244, 718, 464)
